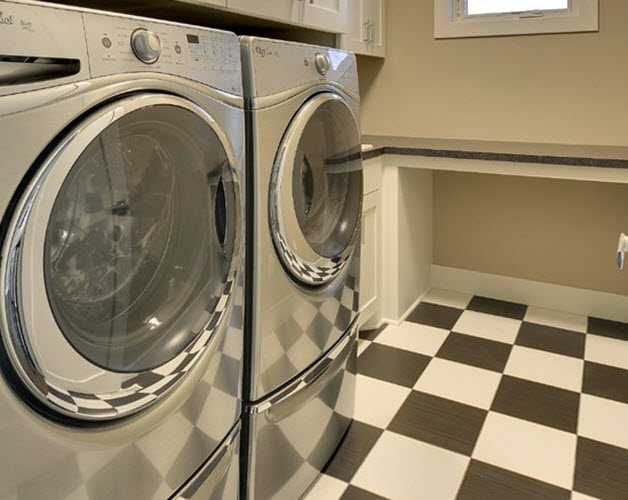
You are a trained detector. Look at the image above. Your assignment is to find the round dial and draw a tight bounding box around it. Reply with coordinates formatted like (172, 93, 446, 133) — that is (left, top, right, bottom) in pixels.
(131, 29, 162, 64)
(314, 52, 331, 76)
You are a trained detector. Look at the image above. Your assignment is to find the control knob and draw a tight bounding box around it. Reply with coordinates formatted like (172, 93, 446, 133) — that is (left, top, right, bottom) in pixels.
(131, 29, 161, 64)
(314, 52, 331, 75)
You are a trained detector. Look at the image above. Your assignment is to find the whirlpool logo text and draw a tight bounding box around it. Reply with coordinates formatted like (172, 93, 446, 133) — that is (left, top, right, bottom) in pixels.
(0, 12, 15, 25)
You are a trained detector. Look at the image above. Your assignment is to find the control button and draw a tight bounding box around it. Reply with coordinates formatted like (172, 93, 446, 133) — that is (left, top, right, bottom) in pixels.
(131, 29, 161, 64)
(101, 36, 112, 49)
(174, 44, 182, 54)
(314, 52, 331, 75)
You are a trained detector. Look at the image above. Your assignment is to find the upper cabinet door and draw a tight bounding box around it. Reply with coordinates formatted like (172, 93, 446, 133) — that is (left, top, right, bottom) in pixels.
(339, 0, 385, 57)
(301, 0, 349, 33)
(226, 0, 301, 24)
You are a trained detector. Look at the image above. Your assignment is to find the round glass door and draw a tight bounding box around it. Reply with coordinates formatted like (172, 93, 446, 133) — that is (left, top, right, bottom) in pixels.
(0, 94, 241, 420)
(270, 93, 362, 286)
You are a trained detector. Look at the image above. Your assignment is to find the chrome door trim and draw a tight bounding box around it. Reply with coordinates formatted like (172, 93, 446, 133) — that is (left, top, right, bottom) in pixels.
(173, 420, 240, 500)
(0, 92, 242, 421)
(250, 80, 360, 110)
(269, 92, 362, 286)
(247, 318, 358, 415)
(0, 73, 243, 118)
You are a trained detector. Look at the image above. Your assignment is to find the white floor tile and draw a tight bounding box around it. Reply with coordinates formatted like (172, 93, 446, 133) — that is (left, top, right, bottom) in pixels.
(302, 474, 347, 500)
(504, 345, 583, 392)
(524, 306, 587, 333)
(585, 334, 628, 370)
(453, 310, 521, 344)
(473, 412, 577, 489)
(375, 322, 449, 356)
(357, 339, 371, 357)
(354, 375, 412, 428)
(578, 394, 628, 449)
(352, 431, 469, 500)
(422, 288, 472, 310)
(414, 358, 502, 410)
(571, 492, 602, 500)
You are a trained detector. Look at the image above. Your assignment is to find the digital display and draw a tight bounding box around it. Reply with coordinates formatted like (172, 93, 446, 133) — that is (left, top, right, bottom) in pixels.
(186, 34, 200, 44)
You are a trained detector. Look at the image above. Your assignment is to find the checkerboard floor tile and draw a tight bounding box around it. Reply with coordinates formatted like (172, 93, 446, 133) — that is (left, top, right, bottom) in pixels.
(303, 289, 628, 500)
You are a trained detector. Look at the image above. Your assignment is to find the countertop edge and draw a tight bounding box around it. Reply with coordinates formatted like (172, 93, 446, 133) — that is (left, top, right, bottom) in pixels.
(361, 146, 628, 170)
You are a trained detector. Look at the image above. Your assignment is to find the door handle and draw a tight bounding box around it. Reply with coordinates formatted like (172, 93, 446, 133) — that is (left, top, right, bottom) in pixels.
(266, 328, 355, 423)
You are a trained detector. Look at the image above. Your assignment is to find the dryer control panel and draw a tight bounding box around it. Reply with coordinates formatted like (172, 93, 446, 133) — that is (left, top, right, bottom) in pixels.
(243, 37, 359, 99)
(83, 13, 242, 96)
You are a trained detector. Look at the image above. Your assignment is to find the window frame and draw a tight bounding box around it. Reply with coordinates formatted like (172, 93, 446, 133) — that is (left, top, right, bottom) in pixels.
(434, 0, 598, 39)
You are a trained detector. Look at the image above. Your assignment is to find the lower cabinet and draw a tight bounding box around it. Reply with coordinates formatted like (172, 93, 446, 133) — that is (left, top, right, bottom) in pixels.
(359, 188, 380, 328)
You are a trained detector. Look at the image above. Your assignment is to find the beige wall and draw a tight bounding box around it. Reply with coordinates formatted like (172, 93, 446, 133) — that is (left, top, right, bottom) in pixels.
(357, 0, 628, 146)
(433, 172, 628, 295)
(357, 1, 628, 296)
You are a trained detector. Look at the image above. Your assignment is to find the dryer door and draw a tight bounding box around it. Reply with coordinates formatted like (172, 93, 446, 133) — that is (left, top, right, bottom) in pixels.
(0, 93, 241, 421)
(270, 92, 363, 286)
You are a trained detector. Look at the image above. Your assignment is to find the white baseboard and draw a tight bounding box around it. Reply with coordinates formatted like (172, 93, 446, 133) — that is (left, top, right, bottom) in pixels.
(380, 290, 430, 326)
(432, 265, 628, 324)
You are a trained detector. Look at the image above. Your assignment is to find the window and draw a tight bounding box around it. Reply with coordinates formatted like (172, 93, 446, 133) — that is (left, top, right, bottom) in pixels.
(466, 0, 568, 16)
(435, 0, 598, 39)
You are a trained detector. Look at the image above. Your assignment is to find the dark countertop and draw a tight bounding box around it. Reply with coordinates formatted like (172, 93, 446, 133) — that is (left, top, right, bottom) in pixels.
(361, 135, 628, 169)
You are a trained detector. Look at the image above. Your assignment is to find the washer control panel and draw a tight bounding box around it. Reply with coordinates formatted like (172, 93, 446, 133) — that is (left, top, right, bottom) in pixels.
(83, 13, 242, 95)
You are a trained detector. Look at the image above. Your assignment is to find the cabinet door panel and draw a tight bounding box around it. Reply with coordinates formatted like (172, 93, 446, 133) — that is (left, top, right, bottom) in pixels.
(360, 190, 379, 325)
(227, 0, 300, 24)
(339, 0, 385, 57)
(364, 0, 385, 55)
(302, 0, 348, 33)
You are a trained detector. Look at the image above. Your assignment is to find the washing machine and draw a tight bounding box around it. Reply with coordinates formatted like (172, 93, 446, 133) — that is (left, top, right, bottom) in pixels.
(0, 2, 245, 499)
(240, 37, 362, 500)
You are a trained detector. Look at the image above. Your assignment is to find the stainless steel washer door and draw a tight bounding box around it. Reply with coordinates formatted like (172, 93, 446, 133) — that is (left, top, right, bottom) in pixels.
(0, 93, 241, 421)
(270, 92, 362, 286)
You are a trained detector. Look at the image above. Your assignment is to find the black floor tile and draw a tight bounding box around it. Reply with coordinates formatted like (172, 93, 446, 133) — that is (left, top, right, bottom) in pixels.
(587, 317, 628, 340)
(323, 421, 383, 482)
(574, 437, 628, 500)
(491, 376, 580, 433)
(466, 296, 527, 320)
(341, 485, 388, 500)
(457, 460, 570, 500)
(359, 325, 387, 342)
(358, 343, 431, 388)
(405, 302, 463, 330)
(436, 332, 512, 372)
(388, 391, 487, 456)
(515, 322, 585, 358)
(582, 361, 628, 404)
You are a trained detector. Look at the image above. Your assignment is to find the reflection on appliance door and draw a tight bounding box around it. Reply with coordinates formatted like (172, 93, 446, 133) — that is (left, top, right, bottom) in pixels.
(246, 322, 358, 500)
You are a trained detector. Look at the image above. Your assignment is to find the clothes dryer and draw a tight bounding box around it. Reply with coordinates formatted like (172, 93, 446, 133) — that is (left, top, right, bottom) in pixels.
(240, 37, 362, 500)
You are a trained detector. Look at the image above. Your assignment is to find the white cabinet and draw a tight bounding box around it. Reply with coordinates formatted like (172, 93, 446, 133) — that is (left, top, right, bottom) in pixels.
(302, 0, 349, 33)
(359, 190, 380, 327)
(226, 0, 300, 24)
(339, 0, 385, 57)
(359, 156, 383, 329)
